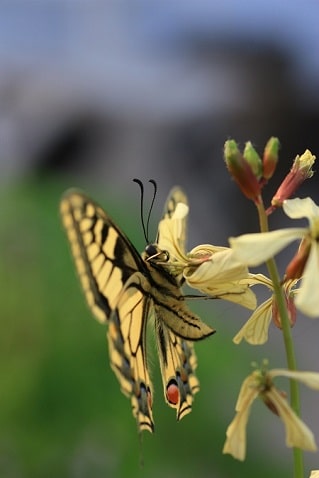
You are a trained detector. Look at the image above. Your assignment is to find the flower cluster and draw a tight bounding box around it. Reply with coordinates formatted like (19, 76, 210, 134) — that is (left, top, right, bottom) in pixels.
(223, 140, 319, 471)
(157, 138, 318, 475)
(230, 196, 319, 318)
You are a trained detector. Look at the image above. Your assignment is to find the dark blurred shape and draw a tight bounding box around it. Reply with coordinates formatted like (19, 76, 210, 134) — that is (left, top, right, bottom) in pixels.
(33, 113, 110, 176)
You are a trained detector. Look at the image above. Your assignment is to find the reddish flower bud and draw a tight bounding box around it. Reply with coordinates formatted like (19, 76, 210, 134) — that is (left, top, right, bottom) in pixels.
(270, 150, 315, 210)
(285, 238, 311, 280)
(224, 140, 261, 202)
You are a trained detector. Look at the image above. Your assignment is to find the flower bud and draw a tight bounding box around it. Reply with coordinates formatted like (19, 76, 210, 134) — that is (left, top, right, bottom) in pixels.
(285, 238, 311, 280)
(224, 140, 261, 202)
(263, 137, 279, 180)
(271, 150, 315, 209)
(243, 141, 262, 179)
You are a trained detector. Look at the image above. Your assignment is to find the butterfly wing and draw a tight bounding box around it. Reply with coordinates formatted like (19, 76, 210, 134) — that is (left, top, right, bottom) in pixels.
(108, 273, 155, 432)
(60, 190, 145, 323)
(162, 186, 188, 218)
(153, 187, 212, 421)
(155, 317, 200, 421)
(60, 190, 154, 431)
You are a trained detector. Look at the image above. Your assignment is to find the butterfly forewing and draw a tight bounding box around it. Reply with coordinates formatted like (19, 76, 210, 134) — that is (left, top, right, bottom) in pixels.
(60, 190, 143, 323)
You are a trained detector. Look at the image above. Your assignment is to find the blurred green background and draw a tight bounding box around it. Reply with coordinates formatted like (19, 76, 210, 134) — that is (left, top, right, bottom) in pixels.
(1, 176, 309, 478)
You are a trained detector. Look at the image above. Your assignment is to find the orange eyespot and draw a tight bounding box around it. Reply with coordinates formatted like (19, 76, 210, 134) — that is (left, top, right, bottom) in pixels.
(166, 382, 179, 405)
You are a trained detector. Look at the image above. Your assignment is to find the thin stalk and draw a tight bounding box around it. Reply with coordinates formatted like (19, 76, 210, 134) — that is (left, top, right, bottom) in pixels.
(256, 199, 304, 478)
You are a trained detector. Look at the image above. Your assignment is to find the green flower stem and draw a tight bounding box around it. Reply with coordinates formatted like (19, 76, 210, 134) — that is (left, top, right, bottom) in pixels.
(256, 200, 304, 478)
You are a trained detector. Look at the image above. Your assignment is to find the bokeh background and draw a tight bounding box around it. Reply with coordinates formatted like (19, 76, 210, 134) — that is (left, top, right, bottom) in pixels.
(1, 2, 319, 477)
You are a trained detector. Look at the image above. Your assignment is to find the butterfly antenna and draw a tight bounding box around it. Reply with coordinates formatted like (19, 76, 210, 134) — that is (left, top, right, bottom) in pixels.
(133, 179, 158, 243)
(133, 178, 148, 242)
(146, 179, 157, 239)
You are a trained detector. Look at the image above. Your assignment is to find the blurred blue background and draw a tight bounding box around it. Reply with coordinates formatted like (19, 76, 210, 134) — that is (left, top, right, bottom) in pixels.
(1, 1, 319, 477)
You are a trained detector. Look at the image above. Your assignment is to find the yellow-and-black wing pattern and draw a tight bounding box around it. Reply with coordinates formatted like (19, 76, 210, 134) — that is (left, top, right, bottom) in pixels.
(155, 318, 200, 421)
(60, 191, 143, 323)
(155, 187, 201, 420)
(108, 275, 154, 432)
(60, 187, 214, 432)
(61, 190, 154, 431)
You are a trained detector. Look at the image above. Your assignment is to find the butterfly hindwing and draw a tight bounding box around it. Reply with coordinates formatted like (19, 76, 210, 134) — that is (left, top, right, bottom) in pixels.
(108, 273, 154, 432)
(154, 186, 206, 420)
(155, 317, 200, 421)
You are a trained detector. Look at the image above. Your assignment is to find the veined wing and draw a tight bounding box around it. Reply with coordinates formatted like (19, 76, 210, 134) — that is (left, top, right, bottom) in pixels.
(61, 190, 155, 432)
(151, 187, 213, 422)
(61, 185, 215, 433)
(148, 185, 214, 340)
(162, 186, 188, 219)
(155, 317, 200, 421)
(60, 190, 145, 323)
(108, 273, 154, 432)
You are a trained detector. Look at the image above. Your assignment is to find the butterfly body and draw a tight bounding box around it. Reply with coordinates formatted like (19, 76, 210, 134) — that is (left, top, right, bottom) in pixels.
(60, 188, 215, 432)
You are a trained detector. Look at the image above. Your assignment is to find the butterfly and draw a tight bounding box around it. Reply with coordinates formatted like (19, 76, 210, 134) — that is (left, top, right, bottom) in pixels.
(60, 184, 215, 432)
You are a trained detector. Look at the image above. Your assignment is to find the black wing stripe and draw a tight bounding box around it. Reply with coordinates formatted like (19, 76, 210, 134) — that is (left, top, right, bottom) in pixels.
(60, 190, 148, 322)
(108, 277, 154, 432)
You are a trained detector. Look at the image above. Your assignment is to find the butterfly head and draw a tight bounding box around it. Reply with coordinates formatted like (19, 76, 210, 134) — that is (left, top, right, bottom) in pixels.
(144, 243, 170, 263)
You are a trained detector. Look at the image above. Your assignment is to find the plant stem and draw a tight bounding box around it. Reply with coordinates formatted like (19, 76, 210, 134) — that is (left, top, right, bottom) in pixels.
(256, 200, 304, 478)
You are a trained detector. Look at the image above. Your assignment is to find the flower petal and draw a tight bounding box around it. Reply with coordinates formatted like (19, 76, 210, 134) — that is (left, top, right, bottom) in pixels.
(267, 388, 317, 451)
(186, 276, 257, 309)
(222, 408, 250, 461)
(230, 228, 306, 266)
(157, 203, 189, 263)
(295, 243, 319, 317)
(185, 247, 257, 308)
(187, 247, 249, 282)
(218, 288, 257, 310)
(223, 375, 259, 461)
(269, 369, 319, 390)
(233, 298, 272, 345)
(283, 197, 319, 221)
(235, 374, 260, 411)
(310, 471, 319, 478)
(242, 273, 273, 288)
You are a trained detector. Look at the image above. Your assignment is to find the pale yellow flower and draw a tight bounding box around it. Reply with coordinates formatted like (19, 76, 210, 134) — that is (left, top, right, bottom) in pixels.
(310, 471, 319, 478)
(233, 274, 299, 345)
(223, 367, 319, 461)
(184, 245, 256, 309)
(230, 197, 319, 317)
(157, 203, 257, 309)
(157, 202, 190, 268)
